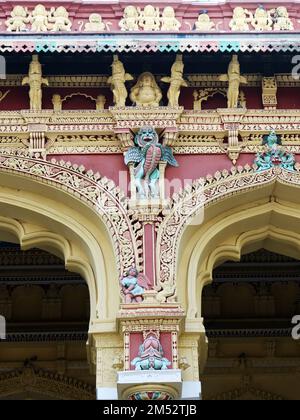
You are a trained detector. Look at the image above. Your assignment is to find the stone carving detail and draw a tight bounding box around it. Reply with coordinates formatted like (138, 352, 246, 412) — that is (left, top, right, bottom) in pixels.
(229, 7, 252, 32)
(219, 55, 247, 108)
(128, 391, 172, 400)
(254, 131, 296, 172)
(119, 6, 139, 31)
(120, 267, 151, 303)
(161, 7, 181, 31)
(0, 154, 140, 279)
(161, 55, 188, 107)
(30, 4, 50, 32)
(252, 6, 273, 31)
(157, 164, 300, 298)
(139, 5, 160, 31)
(6, 5, 72, 32)
(50, 6, 72, 32)
(195, 11, 215, 31)
(273, 7, 294, 31)
(5, 6, 30, 32)
(119, 5, 181, 32)
(0, 366, 95, 400)
(131, 331, 171, 370)
(84, 13, 107, 32)
(262, 77, 277, 109)
(130, 73, 162, 107)
(229, 6, 294, 32)
(22, 55, 49, 111)
(125, 126, 178, 199)
(108, 55, 133, 107)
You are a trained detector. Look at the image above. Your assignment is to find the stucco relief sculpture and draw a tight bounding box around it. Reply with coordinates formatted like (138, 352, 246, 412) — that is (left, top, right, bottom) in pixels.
(131, 331, 171, 370)
(50, 6, 72, 32)
(108, 55, 133, 107)
(6, 6, 30, 32)
(219, 55, 247, 108)
(273, 7, 294, 31)
(229, 7, 252, 32)
(120, 267, 151, 303)
(254, 131, 296, 172)
(30, 4, 50, 32)
(161, 7, 181, 31)
(96, 95, 106, 110)
(130, 73, 162, 107)
(52, 94, 62, 112)
(195, 11, 215, 31)
(84, 14, 106, 32)
(22, 55, 49, 111)
(119, 6, 139, 31)
(251, 6, 273, 31)
(125, 126, 178, 199)
(139, 5, 160, 31)
(161, 55, 188, 107)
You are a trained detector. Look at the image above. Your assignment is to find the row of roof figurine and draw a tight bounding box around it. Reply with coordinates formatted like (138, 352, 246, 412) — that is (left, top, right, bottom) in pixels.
(4, 4, 294, 33)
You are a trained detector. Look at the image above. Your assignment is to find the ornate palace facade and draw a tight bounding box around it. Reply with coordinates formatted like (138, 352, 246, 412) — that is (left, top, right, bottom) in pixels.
(0, 0, 299, 400)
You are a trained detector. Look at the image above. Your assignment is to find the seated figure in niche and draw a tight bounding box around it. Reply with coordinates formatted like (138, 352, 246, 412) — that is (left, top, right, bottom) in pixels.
(130, 72, 162, 107)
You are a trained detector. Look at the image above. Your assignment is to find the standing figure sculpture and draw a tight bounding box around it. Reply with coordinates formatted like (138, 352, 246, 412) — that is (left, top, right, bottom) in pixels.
(219, 55, 247, 109)
(108, 55, 133, 107)
(139, 5, 160, 31)
(161, 7, 181, 31)
(125, 126, 178, 199)
(120, 267, 151, 303)
(161, 55, 188, 107)
(22, 55, 49, 111)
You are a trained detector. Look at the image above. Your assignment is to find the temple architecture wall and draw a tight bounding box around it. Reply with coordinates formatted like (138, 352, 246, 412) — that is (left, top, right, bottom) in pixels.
(0, 0, 299, 400)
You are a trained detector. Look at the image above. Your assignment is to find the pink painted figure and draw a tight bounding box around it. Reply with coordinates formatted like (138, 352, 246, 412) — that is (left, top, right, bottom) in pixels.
(120, 267, 151, 303)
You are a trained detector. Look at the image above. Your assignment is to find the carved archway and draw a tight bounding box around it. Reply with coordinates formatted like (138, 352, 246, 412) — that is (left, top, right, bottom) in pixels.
(0, 366, 95, 400)
(157, 166, 300, 321)
(0, 154, 139, 322)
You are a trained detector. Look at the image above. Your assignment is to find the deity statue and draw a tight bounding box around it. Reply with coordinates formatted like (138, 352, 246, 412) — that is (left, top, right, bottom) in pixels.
(49, 6, 72, 32)
(195, 11, 215, 31)
(107, 55, 133, 107)
(273, 7, 294, 31)
(219, 55, 247, 109)
(131, 331, 171, 370)
(251, 6, 273, 31)
(96, 95, 106, 110)
(139, 5, 160, 31)
(161, 55, 188, 107)
(229, 7, 252, 32)
(22, 55, 49, 111)
(161, 6, 181, 31)
(84, 13, 106, 32)
(6, 6, 30, 32)
(254, 131, 296, 172)
(119, 6, 139, 31)
(30, 4, 50, 32)
(52, 94, 62, 112)
(125, 126, 178, 199)
(120, 267, 151, 304)
(130, 73, 162, 107)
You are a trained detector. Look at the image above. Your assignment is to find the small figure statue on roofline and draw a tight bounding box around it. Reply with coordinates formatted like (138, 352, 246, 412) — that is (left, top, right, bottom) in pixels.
(120, 266, 151, 303)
